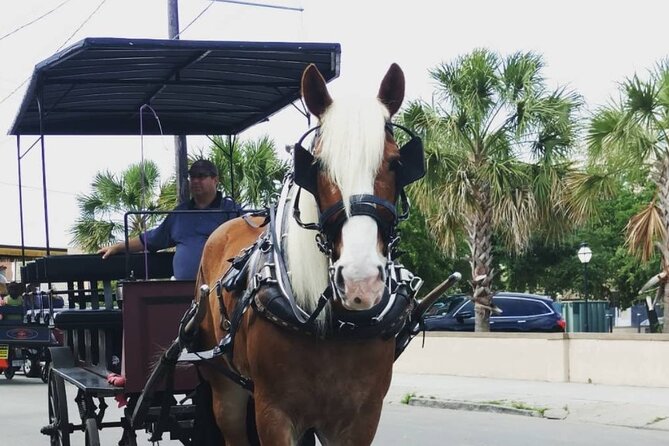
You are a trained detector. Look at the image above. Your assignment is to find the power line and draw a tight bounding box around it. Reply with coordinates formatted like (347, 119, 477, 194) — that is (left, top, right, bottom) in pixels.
(173, 1, 216, 39)
(1, 0, 108, 106)
(0, 180, 77, 197)
(56, 0, 108, 52)
(211, 0, 304, 12)
(0, 76, 30, 106)
(0, 0, 74, 42)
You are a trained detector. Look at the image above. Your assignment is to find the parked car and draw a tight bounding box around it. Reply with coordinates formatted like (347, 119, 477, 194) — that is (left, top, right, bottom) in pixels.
(422, 292, 566, 332)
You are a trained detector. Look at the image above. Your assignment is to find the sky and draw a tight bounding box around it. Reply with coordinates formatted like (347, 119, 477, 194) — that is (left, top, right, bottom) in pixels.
(1, 0, 668, 250)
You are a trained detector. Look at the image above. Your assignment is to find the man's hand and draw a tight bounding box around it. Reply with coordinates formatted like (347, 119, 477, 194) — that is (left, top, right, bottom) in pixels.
(98, 237, 144, 259)
(98, 243, 121, 259)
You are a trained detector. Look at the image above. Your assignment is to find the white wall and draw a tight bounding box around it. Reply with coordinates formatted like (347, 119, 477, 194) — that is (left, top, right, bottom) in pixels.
(394, 332, 669, 387)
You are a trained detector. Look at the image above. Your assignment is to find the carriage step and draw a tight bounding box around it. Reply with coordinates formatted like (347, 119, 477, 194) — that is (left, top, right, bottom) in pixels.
(52, 367, 124, 396)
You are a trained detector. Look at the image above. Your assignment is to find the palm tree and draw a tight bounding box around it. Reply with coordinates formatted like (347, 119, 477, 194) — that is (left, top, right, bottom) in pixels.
(587, 60, 669, 332)
(399, 49, 582, 331)
(198, 134, 289, 208)
(70, 161, 174, 252)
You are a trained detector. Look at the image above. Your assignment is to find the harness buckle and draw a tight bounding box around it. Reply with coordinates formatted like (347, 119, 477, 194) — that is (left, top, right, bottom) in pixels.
(315, 233, 332, 255)
(260, 238, 272, 253)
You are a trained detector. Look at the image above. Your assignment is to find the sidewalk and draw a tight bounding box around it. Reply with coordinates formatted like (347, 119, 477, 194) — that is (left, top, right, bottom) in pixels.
(386, 373, 669, 431)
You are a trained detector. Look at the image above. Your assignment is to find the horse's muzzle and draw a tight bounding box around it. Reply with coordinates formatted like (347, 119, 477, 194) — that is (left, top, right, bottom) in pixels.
(338, 268, 385, 310)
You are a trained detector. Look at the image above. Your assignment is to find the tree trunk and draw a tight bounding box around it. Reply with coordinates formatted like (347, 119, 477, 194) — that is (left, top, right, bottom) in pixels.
(467, 185, 495, 332)
(656, 155, 669, 333)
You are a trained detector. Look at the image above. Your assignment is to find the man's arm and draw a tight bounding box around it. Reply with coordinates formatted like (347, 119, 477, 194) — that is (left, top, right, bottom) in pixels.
(97, 236, 145, 259)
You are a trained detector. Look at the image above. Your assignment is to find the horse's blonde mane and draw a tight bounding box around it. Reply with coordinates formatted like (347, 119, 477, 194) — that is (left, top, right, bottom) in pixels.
(320, 95, 389, 212)
(285, 95, 389, 318)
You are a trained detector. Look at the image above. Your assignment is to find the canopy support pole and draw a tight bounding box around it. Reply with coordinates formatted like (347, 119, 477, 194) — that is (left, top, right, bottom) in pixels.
(37, 96, 51, 256)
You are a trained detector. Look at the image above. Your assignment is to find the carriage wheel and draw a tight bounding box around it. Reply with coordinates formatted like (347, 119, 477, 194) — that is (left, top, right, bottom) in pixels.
(4, 367, 15, 380)
(23, 357, 42, 378)
(41, 361, 51, 384)
(47, 371, 71, 446)
(84, 418, 100, 446)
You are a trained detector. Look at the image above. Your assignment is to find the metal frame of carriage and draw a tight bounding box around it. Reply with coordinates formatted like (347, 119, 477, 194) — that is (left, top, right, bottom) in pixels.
(9, 37, 341, 445)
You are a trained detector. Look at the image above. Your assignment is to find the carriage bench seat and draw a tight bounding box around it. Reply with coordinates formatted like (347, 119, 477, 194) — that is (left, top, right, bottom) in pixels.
(49, 346, 124, 396)
(53, 309, 122, 330)
(0, 306, 24, 323)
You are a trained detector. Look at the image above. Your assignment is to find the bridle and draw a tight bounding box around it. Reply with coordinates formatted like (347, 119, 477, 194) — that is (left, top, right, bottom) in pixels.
(291, 122, 426, 257)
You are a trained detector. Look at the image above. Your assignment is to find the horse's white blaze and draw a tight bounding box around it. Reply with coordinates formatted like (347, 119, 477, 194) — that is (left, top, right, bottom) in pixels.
(320, 95, 389, 310)
(335, 216, 386, 309)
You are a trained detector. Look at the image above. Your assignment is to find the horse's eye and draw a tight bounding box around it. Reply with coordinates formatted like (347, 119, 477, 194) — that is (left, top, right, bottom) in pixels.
(389, 158, 402, 171)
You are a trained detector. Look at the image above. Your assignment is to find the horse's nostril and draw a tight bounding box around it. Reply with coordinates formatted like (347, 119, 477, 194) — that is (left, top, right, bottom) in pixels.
(335, 265, 345, 291)
(354, 297, 362, 304)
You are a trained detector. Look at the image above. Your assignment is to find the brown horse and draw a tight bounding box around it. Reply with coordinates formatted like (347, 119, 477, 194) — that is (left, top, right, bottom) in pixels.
(196, 63, 414, 445)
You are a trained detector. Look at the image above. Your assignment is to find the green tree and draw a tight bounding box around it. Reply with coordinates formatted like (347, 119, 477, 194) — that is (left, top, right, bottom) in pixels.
(398, 207, 470, 295)
(202, 134, 289, 207)
(399, 49, 582, 331)
(70, 161, 174, 252)
(498, 181, 657, 309)
(587, 60, 669, 332)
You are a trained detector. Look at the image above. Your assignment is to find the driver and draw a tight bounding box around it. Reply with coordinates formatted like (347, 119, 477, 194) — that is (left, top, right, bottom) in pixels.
(98, 160, 241, 280)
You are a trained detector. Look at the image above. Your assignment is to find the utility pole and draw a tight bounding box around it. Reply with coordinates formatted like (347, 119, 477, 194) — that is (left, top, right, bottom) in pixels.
(168, 0, 189, 204)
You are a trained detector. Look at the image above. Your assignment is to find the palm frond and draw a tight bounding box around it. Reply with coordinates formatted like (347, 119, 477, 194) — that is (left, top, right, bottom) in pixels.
(626, 201, 665, 262)
(560, 170, 618, 224)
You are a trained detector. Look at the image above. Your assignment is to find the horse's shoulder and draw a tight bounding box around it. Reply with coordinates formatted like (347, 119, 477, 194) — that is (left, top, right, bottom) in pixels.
(204, 216, 265, 258)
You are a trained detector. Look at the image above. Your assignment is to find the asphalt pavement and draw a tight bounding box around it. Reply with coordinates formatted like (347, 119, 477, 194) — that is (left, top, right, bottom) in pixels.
(387, 372, 669, 431)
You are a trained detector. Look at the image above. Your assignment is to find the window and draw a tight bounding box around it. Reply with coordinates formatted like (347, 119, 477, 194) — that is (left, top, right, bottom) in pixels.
(494, 297, 550, 317)
(454, 300, 474, 316)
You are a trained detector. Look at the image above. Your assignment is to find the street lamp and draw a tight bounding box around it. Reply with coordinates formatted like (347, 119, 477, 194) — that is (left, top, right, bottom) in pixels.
(577, 243, 592, 332)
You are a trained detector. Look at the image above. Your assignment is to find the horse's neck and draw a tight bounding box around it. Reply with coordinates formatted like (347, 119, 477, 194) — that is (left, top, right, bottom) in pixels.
(284, 187, 329, 313)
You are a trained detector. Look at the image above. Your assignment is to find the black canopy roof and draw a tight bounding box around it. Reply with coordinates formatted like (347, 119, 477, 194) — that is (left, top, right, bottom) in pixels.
(9, 37, 340, 136)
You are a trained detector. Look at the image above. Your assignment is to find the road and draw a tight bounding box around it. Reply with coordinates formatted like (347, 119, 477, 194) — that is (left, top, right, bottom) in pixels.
(1, 374, 667, 445)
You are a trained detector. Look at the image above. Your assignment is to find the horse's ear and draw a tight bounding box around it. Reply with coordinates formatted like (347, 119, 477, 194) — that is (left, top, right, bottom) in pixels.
(302, 64, 333, 118)
(377, 63, 405, 117)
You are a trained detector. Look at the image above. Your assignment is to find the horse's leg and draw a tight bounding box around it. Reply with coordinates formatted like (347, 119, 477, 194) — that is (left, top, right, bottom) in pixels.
(254, 397, 298, 446)
(315, 398, 384, 446)
(207, 373, 253, 446)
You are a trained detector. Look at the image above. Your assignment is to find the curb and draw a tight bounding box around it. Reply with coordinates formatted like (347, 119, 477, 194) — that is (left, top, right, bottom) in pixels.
(408, 397, 544, 418)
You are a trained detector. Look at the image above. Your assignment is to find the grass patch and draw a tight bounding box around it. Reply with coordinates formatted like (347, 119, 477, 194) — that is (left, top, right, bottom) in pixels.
(481, 400, 506, 406)
(647, 416, 668, 426)
(400, 392, 416, 405)
(510, 401, 548, 415)
(482, 400, 547, 415)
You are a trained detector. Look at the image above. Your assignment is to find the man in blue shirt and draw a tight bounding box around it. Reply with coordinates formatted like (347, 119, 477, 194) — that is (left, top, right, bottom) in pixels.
(98, 160, 240, 279)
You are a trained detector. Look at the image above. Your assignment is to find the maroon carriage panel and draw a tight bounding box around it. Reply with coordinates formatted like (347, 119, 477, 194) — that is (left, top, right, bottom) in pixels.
(121, 280, 198, 393)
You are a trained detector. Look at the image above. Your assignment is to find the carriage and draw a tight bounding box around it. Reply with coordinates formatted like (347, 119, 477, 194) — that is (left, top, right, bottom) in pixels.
(0, 280, 61, 382)
(9, 37, 458, 445)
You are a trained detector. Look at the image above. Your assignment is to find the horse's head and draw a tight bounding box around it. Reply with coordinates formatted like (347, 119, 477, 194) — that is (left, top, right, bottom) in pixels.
(293, 64, 423, 311)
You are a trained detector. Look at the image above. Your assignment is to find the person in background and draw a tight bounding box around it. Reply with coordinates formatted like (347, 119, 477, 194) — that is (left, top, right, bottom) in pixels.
(98, 160, 242, 280)
(0, 264, 8, 280)
(2, 282, 24, 321)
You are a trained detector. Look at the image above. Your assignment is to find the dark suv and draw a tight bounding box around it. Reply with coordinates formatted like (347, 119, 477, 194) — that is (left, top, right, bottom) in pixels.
(422, 292, 565, 332)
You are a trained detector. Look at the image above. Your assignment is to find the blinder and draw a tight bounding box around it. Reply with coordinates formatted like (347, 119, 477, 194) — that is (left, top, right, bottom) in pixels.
(293, 126, 321, 196)
(389, 123, 426, 188)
